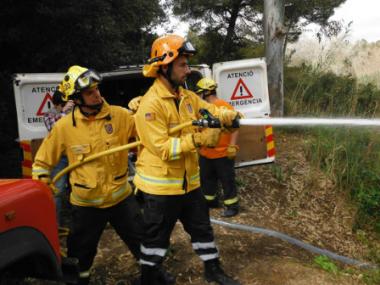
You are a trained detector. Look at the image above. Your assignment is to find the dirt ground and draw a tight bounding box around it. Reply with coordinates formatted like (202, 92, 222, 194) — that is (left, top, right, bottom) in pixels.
(86, 131, 377, 285)
(21, 131, 379, 285)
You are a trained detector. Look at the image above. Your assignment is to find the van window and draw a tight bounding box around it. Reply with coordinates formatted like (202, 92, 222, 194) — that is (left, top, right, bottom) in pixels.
(99, 74, 154, 107)
(185, 70, 203, 92)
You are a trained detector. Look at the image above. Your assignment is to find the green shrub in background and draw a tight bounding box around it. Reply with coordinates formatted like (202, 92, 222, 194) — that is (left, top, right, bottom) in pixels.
(285, 65, 380, 117)
(284, 64, 380, 233)
(305, 128, 380, 231)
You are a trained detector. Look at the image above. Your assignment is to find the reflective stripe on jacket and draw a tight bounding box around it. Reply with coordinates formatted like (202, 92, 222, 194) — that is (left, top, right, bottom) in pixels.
(133, 79, 220, 195)
(33, 101, 135, 208)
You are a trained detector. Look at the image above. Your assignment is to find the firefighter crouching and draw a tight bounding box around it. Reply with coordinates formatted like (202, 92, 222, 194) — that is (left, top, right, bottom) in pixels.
(196, 78, 240, 217)
(32, 65, 156, 285)
(134, 34, 241, 285)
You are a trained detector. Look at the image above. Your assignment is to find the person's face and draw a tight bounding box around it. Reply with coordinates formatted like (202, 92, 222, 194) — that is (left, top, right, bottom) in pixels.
(169, 55, 191, 85)
(81, 85, 102, 106)
(203, 94, 212, 103)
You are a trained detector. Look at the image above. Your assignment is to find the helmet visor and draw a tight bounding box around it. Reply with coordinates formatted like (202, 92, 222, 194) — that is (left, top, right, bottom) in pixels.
(75, 70, 102, 91)
(178, 41, 196, 55)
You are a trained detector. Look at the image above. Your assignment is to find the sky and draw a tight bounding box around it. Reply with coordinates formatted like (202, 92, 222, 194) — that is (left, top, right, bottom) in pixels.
(327, 0, 380, 42)
(159, 0, 380, 43)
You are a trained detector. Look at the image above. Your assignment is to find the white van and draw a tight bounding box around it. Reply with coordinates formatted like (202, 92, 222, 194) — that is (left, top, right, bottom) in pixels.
(13, 59, 275, 178)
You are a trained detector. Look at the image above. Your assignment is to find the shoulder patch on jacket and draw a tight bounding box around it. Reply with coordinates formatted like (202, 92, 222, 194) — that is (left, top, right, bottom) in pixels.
(145, 112, 156, 121)
(104, 123, 113, 134)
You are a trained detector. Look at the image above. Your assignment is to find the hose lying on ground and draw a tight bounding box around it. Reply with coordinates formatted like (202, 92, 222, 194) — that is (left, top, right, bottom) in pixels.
(211, 218, 377, 269)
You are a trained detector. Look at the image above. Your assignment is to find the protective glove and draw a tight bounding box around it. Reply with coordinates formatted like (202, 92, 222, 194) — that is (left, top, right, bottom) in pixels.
(219, 107, 243, 127)
(181, 128, 221, 152)
(32, 173, 58, 194)
(227, 144, 239, 159)
(193, 128, 221, 148)
(128, 96, 142, 113)
(32, 173, 51, 184)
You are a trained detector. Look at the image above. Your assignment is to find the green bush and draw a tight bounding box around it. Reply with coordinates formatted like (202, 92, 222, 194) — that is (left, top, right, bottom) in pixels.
(285, 65, 380, 117)
(285, 64, 380, 232)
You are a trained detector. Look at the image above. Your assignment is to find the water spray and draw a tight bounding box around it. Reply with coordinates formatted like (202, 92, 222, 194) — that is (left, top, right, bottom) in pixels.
(240, 117, 380, 127)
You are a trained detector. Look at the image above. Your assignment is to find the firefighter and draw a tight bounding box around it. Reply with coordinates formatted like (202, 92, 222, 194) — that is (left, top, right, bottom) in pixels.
(196, 78, 240, 217)
(32, 65, 144, 285)
(134, 34, 241, 285)
(43, 89, 74, 225)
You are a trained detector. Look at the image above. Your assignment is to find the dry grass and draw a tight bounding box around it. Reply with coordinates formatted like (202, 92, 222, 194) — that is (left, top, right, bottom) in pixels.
(288, 36, 380, 87)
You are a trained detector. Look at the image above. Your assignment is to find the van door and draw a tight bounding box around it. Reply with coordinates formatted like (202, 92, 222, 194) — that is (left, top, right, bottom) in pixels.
(212, 58, 275, 167)
(13, 73, 63, 141)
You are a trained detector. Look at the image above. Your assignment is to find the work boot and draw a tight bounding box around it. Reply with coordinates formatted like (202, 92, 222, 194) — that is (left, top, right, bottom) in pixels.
(206, 199, 221, 209)
(130, 277, 141, 285)
(141, 264, 174, 285)
(204, 259, 240, 285)
(115, 280, 129, 285)
(157, 266, 176, 284)
(141, 264, 157, 285)
(221, 204, 239, 217)
(77, 277, 90, 285)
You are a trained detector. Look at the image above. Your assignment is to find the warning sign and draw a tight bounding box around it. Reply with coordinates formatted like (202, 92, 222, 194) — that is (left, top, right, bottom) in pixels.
(36, 93, 53, 116)
(230, 78, 253, 100)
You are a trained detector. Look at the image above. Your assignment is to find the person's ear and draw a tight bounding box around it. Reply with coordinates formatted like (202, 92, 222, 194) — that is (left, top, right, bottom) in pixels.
(161, 65, 168, 74)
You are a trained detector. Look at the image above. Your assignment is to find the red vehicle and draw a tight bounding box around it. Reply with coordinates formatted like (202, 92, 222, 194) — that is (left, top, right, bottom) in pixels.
(0, 179, 77, 283)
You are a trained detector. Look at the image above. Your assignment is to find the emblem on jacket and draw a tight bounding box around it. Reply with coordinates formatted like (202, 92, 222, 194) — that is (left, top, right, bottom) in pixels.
(145, 112, 156, 121)
(105, 123, 113, 134)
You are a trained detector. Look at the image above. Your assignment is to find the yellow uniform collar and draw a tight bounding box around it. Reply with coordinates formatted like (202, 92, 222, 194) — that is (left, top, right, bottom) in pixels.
(74, 99, 112, 120)
(155, 78, 189, 100)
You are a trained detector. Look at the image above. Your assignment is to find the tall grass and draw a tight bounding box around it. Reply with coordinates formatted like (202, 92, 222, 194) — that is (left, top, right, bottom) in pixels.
(288, 36, 380, 87)
(285, 40, 380, 232)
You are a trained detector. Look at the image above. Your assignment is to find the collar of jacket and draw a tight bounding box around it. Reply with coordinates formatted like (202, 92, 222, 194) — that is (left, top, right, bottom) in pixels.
(155, 78, 189, 100)
(74, 99, 111, 121)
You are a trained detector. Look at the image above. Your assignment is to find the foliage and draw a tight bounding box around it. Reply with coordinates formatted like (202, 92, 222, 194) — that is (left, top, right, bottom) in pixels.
(314, 255, 338, 274)
(0, 0, 165, 72)
(285, 65, 380, 117)
(363, 269, 380, 285)
(285, 64, 380, 232)
(169, 0, 346, 65)
(284, 0, 346, 44)
(0, 0, 165, 177)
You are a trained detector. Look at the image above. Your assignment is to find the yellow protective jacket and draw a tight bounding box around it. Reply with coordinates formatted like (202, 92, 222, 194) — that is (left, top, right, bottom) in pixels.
(134, 78, 220, 195)
(32, 101, 135, 208)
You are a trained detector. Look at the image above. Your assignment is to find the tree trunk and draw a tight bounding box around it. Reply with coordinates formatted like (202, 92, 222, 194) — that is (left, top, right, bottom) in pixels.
(264, 0, 285, 117)
(223, 0, 242, 56)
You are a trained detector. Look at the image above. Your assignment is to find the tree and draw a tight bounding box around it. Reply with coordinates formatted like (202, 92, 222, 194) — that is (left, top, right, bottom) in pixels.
(0, 0, 165, 72)
(264, 0, 285, 116)
(170, 0, 262, 64)
(283, 0, 346, 52)
(0, 0, 165, 177)
(170, 0, 346, 115)
(169, 0, 346, 65)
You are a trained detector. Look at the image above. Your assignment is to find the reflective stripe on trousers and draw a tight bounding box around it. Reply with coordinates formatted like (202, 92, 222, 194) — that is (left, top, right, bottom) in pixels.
(192, 241, 219, 261)
(140, 245, 167, 266)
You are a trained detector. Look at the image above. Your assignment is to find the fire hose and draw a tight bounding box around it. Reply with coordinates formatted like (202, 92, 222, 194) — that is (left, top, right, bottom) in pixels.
(52, 111, 378, 268)
(52, 114, 380, 187)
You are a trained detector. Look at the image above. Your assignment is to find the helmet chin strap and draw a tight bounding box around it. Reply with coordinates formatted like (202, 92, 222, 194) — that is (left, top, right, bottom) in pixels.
(81, 102, 103, 110)
(163, 63, 181, 91)
(77, 96, 104, 115)
(71, 93, 103, 126)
